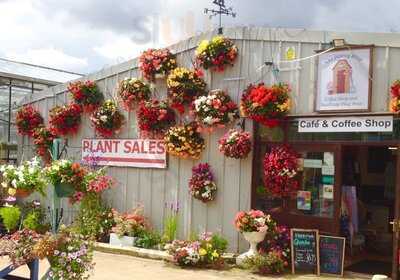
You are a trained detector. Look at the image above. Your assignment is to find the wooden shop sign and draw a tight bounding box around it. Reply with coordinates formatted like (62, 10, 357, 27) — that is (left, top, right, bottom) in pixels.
(82, 138, 167, 168)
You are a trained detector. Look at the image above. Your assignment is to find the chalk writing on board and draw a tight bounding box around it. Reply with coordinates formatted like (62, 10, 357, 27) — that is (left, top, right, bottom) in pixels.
(291, 229, 319, 274)
(319, 235, 345, 276)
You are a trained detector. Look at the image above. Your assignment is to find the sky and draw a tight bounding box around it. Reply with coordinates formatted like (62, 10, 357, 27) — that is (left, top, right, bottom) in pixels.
(1, 0, 400, 74)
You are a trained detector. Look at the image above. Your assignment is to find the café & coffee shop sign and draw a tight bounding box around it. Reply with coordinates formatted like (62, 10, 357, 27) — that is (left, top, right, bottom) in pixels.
(82, 139, 167, 168)
(298, 115, 393, 133)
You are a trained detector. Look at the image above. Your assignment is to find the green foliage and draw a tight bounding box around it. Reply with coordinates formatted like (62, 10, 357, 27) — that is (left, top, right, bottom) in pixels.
(73, 194, 114, 241)
(134, 230, 161, 249)
(210, 233, 228, 252)
(162, 210, 178, 243)
(0, 206, 21, 232)
(20, 201, 50, 233)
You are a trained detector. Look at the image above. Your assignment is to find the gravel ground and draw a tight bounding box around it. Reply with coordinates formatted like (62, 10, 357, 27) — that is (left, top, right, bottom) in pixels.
(0, 251, 375, 279)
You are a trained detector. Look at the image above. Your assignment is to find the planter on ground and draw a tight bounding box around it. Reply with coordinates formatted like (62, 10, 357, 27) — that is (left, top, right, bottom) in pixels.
(109, 233, 136, 247)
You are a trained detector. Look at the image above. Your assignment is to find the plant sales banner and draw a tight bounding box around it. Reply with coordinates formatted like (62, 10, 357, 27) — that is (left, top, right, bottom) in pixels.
(82, 139, 167, 168)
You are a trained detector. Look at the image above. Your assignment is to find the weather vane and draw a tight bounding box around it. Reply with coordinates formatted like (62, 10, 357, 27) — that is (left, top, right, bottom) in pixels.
(204, 0, 236, 34)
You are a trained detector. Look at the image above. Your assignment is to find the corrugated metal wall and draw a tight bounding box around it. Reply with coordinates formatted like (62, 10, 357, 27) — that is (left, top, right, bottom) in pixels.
(19, 27, 400, 252)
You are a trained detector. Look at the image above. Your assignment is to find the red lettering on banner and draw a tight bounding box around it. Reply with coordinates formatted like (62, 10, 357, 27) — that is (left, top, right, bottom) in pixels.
(124, 141, 131, 153)
(96, 141, 104, 153)
(104, 141, 112, 153)
(157, 141, 165, 154)
(132, 141, 140, 153)
(113, 140, 120, 153)
(83, 140, 90, 152)
(140, 141, 147, 154)
(148, 141, 156, 154)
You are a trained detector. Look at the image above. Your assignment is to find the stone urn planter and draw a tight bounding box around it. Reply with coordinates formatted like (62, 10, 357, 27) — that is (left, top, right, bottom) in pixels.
(236, 231, 267, 265)
(109, 233, 136, 247)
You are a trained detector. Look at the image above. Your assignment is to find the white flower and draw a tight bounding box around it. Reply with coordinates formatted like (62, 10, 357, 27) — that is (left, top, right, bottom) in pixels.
(203, 116, 213, 124)
(11, 179, 17, 188)
(100, 115, 108, 122)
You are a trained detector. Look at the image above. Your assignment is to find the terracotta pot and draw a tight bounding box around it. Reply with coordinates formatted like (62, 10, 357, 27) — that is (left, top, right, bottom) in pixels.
(15, 189, 32, 198)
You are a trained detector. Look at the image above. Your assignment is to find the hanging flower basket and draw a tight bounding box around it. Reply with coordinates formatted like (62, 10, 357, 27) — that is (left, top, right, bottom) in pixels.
(68, 80, 104, 112)
(32, 126, 55, 164)
(240, 83, 291, 128)
(218, 129, 252, 159)
(166, 67, 207, 114)
(91, 100, 125, 138)
(390, 80, 400, 113)
(137, 100, 176, 138)
(117, 78, 151, 111)
(195, 36, 238, 72)
(49, 103, 82, 136)
(15, 105, 44, 137)
(192, 89, 239, 131)
(189, 163, 217, 203)
(139, 48, 177, 82)
(263, 145, 299, 198)
(164, 122, 205, 159)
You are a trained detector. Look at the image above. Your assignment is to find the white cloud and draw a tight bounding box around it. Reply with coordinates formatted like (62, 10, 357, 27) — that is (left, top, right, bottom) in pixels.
(5, 48, 88, 73)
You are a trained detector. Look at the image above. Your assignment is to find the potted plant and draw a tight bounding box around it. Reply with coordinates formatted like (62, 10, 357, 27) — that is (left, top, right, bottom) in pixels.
(0, 157, 47, 198)
(0, 206, 21, 233)
(45, 160, 87, 199)
(234, 210, 276, 265)
(110, 206, 149, 247)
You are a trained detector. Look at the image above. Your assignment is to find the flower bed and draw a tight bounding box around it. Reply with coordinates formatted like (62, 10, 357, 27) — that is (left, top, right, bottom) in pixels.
(137, 100, 176, 138)
(15, 105, 44, 137)
(192, 89, 239, 131)
(189, 163, 217, 203)
(218, 129, 252, 159)
(240, 83, 290, 127)
(139, 48, 177, 81)
(91, 100, 125, 137)
(49, 103, 82, 136)
(164, 122, 205, 159)
(117, 78, 151, 111)
(166, 67, 207, 113)
(68, 80, 104, 112)
(196, 36, 238, 72)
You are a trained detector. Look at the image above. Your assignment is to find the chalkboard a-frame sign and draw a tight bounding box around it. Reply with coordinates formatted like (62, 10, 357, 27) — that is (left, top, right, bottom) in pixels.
(319, 235, 346, 277)
(291, 228, 320, 275)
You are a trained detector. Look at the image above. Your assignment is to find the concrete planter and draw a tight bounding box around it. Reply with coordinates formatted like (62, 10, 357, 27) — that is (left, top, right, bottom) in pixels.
(109, 233, 136, 247)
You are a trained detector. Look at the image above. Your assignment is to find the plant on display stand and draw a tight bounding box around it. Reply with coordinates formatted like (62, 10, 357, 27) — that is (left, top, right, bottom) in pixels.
(68, 80, 104, 113)
(234, 210, 276, 265)
(166, 67, 207, 114)
(45, 159, 87, 202)
(32, 125, 56, 164)
(137, 99, 176, 139)
(91, 99, 125, 138)
(139, 48, 177, 81)
(0, 157, 47, 198)
(192, 89, 239, 132)
(117, 78, 152, 111)
(195, 36, 238, 72)
(166, 232, 228, 268)
(218, 129, 252, 159)
(49, 103, 83, 136)
(8, 229, 42, 268)
(189, 163, 217, 203)
(240, 83, 291, 128)
(164, 122, 206, 159)
(0, 206, 21, 233)
(15, 105, 44, 137)
(263, 145, 299, 199)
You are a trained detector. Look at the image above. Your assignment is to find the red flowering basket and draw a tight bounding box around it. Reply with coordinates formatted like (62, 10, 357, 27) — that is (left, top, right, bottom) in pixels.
(189, 163, 217, 203)
(68, 80, 103, 112)
(49, 103, 82, 136)
(240, 83, 291, 128)
(195, 36, 238, 72)
(32, 126, 56, 164)
(390, 80, 400, 113)
(263, 145, 299, 198)
(218, 129, 252, 159)
(91, 100, 125, 138)
(139, 48, 177, 82)
(117, 78, 151, 111)
(137, 100, 176, 138)
(192, 89, 239, 132)
(166, 67, 207, 114)
(15, 105, 44, 136)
